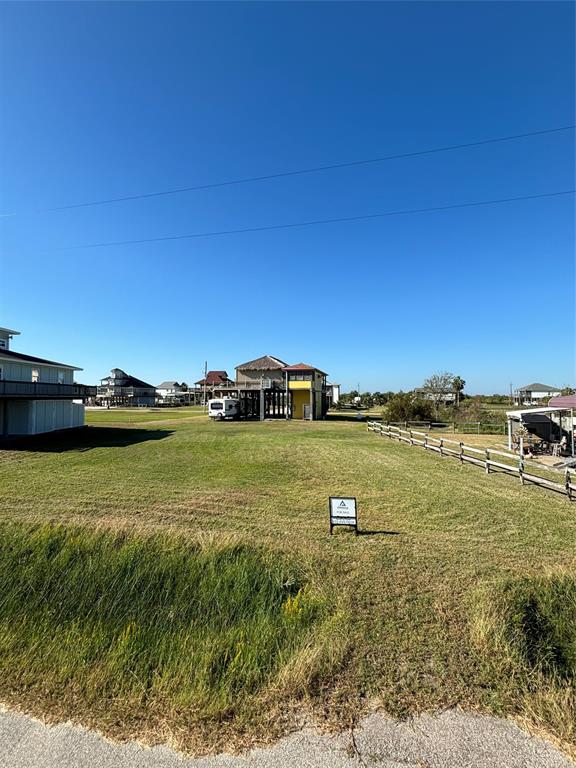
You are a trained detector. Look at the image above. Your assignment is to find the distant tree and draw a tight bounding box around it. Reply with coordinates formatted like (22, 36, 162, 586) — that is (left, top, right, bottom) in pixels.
(180, 382, 188, 392)
(385, 391, 434, 423)
(452, 376, 466, 406)
(421, 372, 456, 416)
(561, 386, 575, 396)
(360, 391, 373, 407)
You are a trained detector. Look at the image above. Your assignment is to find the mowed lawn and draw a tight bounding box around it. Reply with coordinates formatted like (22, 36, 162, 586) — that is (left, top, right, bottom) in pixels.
(0, 412, 574, 754)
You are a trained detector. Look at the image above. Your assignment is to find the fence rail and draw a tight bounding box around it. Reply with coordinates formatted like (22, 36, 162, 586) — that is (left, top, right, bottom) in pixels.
(367, 422, 575, 500)
(368, 419, 506, 434)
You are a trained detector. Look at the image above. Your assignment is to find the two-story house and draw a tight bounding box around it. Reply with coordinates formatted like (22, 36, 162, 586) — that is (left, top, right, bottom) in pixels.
(235, 355, 288, 389)
(234, 355, 330, 420)
(0, 327, 95, 436)
(283, 363, 329, 420)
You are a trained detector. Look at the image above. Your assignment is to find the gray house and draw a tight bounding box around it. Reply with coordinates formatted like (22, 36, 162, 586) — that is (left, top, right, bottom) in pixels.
(513, 383, 562, 406)
(0, 327, 95, 436)
(97, 369, 156, 407)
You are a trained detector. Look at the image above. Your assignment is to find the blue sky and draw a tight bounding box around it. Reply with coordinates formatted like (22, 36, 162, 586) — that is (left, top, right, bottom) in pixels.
(0, 1, 574, 393)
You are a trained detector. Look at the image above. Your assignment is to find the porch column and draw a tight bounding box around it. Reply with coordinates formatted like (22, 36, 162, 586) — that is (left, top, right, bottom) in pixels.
(507, 417, 512, 450)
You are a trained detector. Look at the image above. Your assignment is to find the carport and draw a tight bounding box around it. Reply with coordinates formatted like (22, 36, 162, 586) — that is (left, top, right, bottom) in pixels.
(506, 405, 575, 456)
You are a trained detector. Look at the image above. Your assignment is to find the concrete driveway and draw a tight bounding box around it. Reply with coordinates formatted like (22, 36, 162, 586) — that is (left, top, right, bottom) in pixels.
(0, 706, 573, 768)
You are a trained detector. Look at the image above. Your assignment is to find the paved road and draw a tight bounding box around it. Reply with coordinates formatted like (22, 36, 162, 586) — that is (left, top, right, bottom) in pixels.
(0, 706, 573, 768)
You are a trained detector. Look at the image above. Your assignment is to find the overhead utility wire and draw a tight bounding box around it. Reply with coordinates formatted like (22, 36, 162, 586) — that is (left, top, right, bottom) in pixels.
(66, 189, 575, 250)
(38, 124, 576, 212)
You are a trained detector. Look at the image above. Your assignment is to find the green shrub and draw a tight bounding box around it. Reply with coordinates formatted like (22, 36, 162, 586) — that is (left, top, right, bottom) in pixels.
(502, 575, 576, 682)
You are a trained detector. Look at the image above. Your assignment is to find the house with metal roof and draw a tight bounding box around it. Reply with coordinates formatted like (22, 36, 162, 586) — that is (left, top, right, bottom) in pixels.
(0, 327, 95, 436)
(513, 382, 562, 406)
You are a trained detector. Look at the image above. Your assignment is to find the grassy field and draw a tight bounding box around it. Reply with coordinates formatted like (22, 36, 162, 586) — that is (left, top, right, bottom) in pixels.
(0, 412, 575, 755)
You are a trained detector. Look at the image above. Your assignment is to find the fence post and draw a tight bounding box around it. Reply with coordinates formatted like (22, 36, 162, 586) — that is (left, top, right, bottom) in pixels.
(519, 444, 524, 485)
(477, 421, 480, 434)
(485, 448, 490, 474)
(566, 470, 572, 500)
(409, 429, 414, 446)
(459, 441, 464, 463)
(439, 438, 444, 457)
(424, 434, 428, 450)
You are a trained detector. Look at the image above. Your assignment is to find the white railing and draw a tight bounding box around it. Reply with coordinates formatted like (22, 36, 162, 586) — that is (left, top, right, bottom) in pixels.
(366, 422, 575, 500)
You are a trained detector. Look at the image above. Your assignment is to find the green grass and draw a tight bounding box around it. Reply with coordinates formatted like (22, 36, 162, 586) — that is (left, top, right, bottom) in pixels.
(85, 405, 205, 424)
(0, 416, 575, 753)
(0, 524, 327, 744)
(471, 573, 576, 747)
(504, 575, 576, 681)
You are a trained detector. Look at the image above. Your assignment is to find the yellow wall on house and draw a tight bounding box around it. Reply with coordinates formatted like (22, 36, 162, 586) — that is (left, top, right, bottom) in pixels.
(291, 389, 310, 419)
(288, 381, 311, 390)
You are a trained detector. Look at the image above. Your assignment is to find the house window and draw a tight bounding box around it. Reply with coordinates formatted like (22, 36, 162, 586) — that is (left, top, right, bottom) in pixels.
(32, 369, 39, 383)
(0, 366, 3, 380)
(0, 339, 6, 349)
(58, 372, 65, 384)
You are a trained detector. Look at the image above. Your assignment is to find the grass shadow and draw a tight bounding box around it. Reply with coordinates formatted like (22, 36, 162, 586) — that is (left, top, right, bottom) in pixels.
(358, 529, 401, 536)
(0, 426, 174, 453)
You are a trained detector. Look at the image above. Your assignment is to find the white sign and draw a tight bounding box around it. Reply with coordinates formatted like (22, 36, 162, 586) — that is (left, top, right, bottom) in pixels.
(329, 497, 358, 534)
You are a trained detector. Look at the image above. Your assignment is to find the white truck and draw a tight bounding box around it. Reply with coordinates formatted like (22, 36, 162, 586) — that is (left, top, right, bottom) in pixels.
(208, 397, 240, 420)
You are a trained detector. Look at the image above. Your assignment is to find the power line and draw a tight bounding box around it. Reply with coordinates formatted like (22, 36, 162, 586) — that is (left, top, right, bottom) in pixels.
(64, 189, 575, 250)
(31, 124, 576, 214)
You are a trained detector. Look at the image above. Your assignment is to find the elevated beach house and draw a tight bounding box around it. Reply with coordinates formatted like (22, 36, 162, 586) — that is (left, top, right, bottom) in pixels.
(233, 355, 330, 420)
(0, 327, 95, 436)
(97, 369, 156, 407)
(513, 383, 562, 406)
(194, 370, 236, 399)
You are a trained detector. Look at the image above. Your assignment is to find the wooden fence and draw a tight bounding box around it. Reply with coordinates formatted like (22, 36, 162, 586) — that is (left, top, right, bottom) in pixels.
(372, 420, 506, 434)
(367, 422, 576, 500)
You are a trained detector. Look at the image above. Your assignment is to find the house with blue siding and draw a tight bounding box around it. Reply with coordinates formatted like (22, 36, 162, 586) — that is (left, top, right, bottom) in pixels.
(0, 327, 95, 436)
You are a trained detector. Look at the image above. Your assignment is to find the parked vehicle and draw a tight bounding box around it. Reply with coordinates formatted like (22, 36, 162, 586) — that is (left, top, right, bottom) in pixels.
(208, 397, 240, 420)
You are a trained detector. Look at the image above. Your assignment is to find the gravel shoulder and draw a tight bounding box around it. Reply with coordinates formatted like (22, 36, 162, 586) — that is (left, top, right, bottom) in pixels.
(1, 706, 573, 768)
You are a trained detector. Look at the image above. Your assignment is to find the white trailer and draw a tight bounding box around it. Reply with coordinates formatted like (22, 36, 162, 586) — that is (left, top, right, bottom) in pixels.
(208, 397, 240, 420)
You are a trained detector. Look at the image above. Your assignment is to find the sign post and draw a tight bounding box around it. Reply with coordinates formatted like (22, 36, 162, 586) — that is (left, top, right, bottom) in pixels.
(329, 496, 358, 535)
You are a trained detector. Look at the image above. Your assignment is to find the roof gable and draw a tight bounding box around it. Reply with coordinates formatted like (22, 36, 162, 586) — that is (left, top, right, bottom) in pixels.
(236, 355, 287, 371)
(517, 383, 561, 392)
(195, 370, 233, 386)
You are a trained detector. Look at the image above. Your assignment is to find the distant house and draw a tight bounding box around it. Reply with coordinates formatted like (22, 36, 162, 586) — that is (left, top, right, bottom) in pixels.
(414, 387, 456, 405)
(514, 383, 562, 406)
(326, 383, 340, 406)
(0, 326, 95, 436)
(235, 355, 287, 389)
(156, 381, 187, 403)
(97, 368, 156, 407)
(194, 370, 236, 399)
